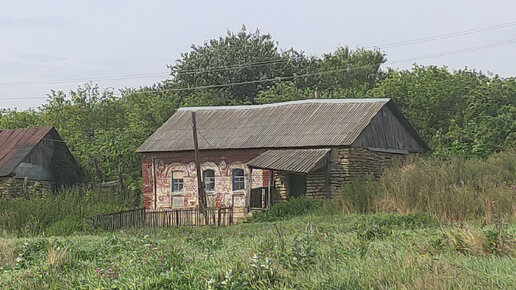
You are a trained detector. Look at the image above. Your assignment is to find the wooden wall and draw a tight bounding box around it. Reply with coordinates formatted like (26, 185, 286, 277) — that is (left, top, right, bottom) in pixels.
(11, 129, 81, 186)
(352, 106, 426, 153)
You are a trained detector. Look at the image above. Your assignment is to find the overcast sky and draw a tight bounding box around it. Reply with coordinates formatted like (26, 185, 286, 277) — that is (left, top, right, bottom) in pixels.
(1, 0, 516, 110)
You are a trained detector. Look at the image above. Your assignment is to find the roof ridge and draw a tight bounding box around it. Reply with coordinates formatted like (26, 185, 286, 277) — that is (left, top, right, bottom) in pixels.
(0, 126, 54, 133)
(177, 98, 391, 111)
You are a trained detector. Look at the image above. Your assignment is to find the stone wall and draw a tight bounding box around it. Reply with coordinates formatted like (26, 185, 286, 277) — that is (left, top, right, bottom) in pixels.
(329, 148, 406, 197)
(272, 172, 288, 203)
(306, 167, 328, 199)
(0, 177, 54, 198)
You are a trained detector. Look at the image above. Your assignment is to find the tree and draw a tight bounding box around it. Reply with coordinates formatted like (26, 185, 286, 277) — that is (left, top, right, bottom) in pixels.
(168, 26, 317, 105)
(317, 46, 386, 94)
(372, 65, 516, 157)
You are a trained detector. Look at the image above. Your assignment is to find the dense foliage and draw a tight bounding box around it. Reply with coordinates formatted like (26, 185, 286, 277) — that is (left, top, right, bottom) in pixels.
(372, 66, 516, 156)
(0, 27, 515, 185)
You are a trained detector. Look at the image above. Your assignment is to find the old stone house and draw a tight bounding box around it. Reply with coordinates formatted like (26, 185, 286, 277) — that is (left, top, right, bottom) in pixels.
(137, 99, 427, 219)
(0, 127, 81, 197)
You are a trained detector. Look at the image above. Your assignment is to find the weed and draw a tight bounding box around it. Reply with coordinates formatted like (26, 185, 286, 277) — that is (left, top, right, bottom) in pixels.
(246, 197, 339, 222)
(357, 223, 392, 241)
(14, 239, 49, 269)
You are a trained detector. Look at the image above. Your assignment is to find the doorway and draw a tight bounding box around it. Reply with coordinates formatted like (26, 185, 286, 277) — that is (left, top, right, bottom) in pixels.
(288, 173, 306, 197)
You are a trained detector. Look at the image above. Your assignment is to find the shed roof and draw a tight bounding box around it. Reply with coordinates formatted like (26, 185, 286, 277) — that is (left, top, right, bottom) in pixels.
(247, 148, 330, 174)
(137, 98, 424, 152)
(0, 127, 54, 177)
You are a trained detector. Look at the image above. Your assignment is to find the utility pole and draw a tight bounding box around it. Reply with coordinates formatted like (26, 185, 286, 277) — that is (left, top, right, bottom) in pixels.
(191, 111, 207, 221)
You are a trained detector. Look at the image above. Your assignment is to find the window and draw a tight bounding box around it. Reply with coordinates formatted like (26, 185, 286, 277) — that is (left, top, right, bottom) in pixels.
(232, 168, 245, 191)
(203, 169, 215, 191)
(171, 171, 184, 192)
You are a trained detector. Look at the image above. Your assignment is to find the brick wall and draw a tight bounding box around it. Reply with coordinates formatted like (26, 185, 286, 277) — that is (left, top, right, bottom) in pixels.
(140, 149, 266, 221)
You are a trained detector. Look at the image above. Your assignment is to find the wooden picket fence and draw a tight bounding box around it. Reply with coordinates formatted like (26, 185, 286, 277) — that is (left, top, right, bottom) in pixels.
(92, 207, 233, 230)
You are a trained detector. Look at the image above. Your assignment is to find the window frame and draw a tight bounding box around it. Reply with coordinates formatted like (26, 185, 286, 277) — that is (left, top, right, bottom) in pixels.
(203, 169, 216, 192)
(232, 168, 245, 191)
(171, 171, 184, 193)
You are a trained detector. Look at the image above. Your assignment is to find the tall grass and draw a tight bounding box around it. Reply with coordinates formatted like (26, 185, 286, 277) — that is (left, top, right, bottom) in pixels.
(0, 187, 140, 237)
(0, 214, 514, 289)
(339, 149, 516, 222)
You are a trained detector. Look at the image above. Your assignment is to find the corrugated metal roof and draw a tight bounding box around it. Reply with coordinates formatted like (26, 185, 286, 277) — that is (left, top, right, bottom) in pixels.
(247, 148, 330, 173)
(137, 98, 391, 152)
(0, 127, 53, 177)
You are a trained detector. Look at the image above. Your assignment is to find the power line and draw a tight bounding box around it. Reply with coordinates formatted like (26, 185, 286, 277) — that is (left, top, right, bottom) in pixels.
(388, 38, 516, 63)
(2, 20, 515, 88)
(371, 20, 516, 49)
(171, 58, 292, 75)
(2, 37, 516, 101)
(1, 20, 515, 89)
(0, 72, 170, 86)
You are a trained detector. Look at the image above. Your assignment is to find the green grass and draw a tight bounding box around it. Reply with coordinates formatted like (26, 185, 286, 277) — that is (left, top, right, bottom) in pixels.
(1, 212, 515, 289)
(1, 150, 515, 288)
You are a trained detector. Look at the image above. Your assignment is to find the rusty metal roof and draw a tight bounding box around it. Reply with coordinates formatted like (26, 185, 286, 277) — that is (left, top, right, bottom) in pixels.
(137, 99, 391, 152)
(247, 148, 330, 173)
(0, 127, 54, 177)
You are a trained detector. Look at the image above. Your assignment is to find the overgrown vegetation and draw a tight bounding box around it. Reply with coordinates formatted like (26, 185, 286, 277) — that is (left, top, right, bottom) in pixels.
(245, 197, 340, 222)
(0, 213, 514, 289)
(339, 149, 516, 222)
(0, 188, 139, 237)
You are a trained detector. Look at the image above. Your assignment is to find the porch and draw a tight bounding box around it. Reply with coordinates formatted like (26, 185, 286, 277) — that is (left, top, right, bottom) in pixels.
(246, 148, 332, 210)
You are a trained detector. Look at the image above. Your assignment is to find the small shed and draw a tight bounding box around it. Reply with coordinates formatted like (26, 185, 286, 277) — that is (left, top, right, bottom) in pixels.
(137, 99, 428, 220)
(0, 127, 81, 197)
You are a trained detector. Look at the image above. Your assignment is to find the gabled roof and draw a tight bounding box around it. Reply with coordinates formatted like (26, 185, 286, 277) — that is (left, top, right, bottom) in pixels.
(0, 127, 54, 177)
(137, 98, 426, 152)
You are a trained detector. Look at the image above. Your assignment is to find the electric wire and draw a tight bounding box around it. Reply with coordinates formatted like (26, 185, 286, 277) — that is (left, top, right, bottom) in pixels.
(1, 20, 515, 88)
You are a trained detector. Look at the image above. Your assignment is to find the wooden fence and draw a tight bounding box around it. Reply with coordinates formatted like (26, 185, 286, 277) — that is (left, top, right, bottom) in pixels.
(92, 207, 233, 230)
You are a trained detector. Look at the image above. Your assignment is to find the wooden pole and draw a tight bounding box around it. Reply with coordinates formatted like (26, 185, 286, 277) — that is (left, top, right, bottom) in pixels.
(247, 168, 253, 213)
(325, 154, 331, 199)
(191, 111, 207, 216)
(267, 170, 272, 209)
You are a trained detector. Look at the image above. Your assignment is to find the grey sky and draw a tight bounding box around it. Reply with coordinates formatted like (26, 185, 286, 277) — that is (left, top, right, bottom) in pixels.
(1, 0, 516, 110)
